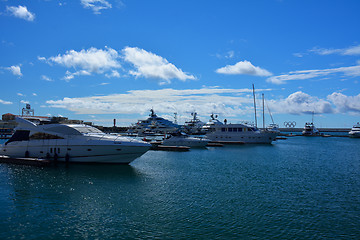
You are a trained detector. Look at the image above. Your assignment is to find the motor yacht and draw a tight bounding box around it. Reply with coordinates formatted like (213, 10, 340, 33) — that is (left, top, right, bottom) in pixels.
(302, 122, 320, 136)
(162, 132, 210, 148)
(349, 122, 360, 138)
(182, 112, 206, 135)
(203, 114, 278, 144)
(127, 109, 180, 135)
(1, 117, 151, 164)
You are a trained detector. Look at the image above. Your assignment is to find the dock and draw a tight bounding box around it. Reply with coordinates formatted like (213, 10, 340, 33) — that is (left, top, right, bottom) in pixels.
(206, 142, 224, 147)
(0, 155, 52, 166)
(209, 141, 245, 145)
(150, 145, 190, 151)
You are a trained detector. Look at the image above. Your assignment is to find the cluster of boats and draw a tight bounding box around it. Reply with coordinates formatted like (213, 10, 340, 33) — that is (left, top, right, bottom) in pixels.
(1, 107, 359, 164)
(0, 109, 280, 164)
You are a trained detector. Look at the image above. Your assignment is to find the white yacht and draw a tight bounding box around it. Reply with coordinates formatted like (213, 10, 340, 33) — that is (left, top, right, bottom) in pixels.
(182, 112, 206, 135)
(162, 132, 210, 148)
(203, 114, 278, 144)
(302, 122, 320, 136)
(1, 117, 151, 164)
(128, 109, 180, 135)
(349, 122, 360, 138)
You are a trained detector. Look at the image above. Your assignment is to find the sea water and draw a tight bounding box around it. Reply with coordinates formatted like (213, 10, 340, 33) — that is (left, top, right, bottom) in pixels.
(0, 136, 360, 239)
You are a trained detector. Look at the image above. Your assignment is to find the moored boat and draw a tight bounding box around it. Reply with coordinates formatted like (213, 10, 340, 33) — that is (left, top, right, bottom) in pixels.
(0, 117, 150, 164)
(349, 122, 360, 138)
(203, 114, 278, 144)
(162, 132, 210, 148)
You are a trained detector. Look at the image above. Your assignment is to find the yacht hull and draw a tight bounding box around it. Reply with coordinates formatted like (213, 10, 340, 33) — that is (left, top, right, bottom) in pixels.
(349, 132, 360, 138)
(206, 131, 278, 144)
(1, 143, 150, 164)
(162, 137, 210, 148)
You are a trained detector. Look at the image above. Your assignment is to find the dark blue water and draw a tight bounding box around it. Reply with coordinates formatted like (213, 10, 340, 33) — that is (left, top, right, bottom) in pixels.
(1, 137, 360, 239)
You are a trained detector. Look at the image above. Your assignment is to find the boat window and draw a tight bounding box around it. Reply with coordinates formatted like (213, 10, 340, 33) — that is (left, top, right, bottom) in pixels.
(238, 128, 242, 132)
(5, 130, 30, 145)
(233, 128, 237, 132)
(71, 126, 104, 134)
(228, 128, 233, 132)
(46, 126, 82, 135)
(30, 132, 64, 139)
(221, 128, 226, 132)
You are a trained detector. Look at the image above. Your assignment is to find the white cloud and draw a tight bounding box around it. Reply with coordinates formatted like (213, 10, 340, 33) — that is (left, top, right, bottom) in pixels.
(5, 65, 22, 77)
(81, 0, 112, 14)
(17, 93, 24, 96)
(267, 64, 360, 84)
(268, 91, 333, 115)
(6, 5, 35, 21)
(0, 99, 13, 105)
(327, 92, 360, 113)
(105, 70, 120, 78)
(32, 93, 37, 96)
(45, 87, 265, 117)
(41, 75, 54, 82)
(215, 60, 272, 76)
(123, 47, 196, 85)
(310, 44, 360, 56)
(40, 47, 121, 80)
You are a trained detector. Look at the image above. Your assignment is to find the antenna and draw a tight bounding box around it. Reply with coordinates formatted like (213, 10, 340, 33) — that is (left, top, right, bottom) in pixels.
(252, 84, 257, 128)
(174, 112, 178, 124)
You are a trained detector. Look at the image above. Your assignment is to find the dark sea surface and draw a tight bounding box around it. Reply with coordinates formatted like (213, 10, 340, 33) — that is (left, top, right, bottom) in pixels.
(1, 136, 360, 239)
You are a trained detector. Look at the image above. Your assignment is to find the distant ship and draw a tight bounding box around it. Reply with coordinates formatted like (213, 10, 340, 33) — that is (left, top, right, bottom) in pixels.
(127, 109, 180, 135)
(182, 112, 206, 135)
(302, 122, 320, 136)
(302, 112, 320, 136)
(202, 114, 278, 144)
(349, 122, 360, 138)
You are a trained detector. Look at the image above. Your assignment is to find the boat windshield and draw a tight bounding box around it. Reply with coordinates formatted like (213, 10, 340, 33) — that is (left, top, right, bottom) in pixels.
(71, 126, 104, 134)
(45, 125, 104, 135)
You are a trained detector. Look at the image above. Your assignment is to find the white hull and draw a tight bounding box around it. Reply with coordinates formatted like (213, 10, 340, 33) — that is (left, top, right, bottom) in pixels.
(2, 142, 149, 164)
(1, 118, 151, 164)
(349, 131, 360, 138)
(162, 137, 209, 148)
(206, 131, 278, 144)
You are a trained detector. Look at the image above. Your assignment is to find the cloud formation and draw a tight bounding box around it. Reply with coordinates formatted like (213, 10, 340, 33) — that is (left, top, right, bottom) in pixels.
(327, 92, 360, 113)
(310, 44, 360, 56)
(0, 99, 13, 105)
(39, 47, 121, 80)
(268, 91, 333, 115)
(216, 60, 272, 76)
(267, 64, 360, 84)
(45, 88, 360, 125)
(39, 46, 195, 84)
(123, 47, 196, 85)
(5, 65, 22, 77)
(81, 0, 112, 14)
(6, 5, 35, 21)
(46, 87, 259, 118)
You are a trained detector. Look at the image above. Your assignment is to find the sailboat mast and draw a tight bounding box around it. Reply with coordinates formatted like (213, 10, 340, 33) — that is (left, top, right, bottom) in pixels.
(262, 93, 265, 129)
(252, 84, 257, 128)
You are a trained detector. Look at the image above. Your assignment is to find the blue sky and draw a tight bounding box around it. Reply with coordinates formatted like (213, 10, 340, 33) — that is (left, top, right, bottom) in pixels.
(1, 0, 360, 128)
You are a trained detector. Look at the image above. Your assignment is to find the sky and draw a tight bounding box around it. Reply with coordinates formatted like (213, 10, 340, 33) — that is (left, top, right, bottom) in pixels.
(1, 0, 360, 128)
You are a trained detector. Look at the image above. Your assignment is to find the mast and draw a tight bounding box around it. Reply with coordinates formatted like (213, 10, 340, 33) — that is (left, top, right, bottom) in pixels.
(262, 93, 265, 129)
(252, 84, 257, 128)
(266, 99, 275, 124)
